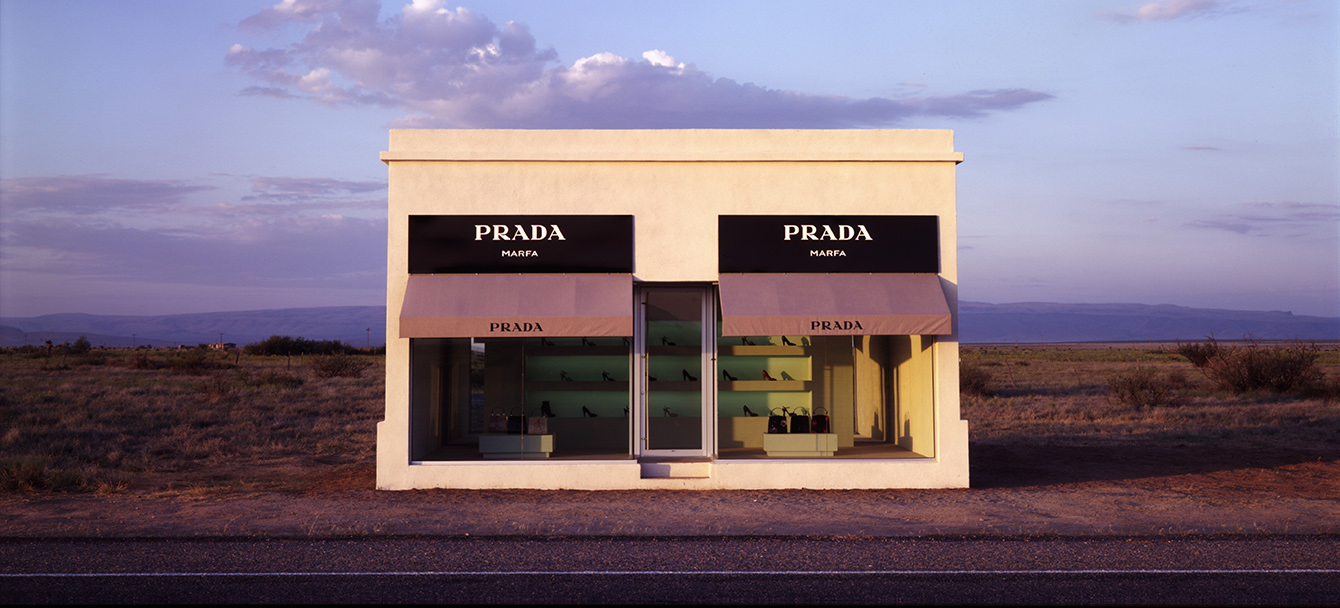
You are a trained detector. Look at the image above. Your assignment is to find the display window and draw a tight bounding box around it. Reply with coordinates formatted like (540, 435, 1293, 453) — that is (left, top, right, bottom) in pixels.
(411, 336, 633, 461)
(715, 331, 937, 459)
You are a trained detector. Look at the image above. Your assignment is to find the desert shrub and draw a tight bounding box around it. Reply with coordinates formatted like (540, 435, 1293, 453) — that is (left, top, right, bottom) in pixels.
(960, 361, 995, 396)
(1108, 365, 1187, 408)
(255, 370, 305, 388)
(308, 352, 373, 378)
(1176, 340, 1220, 368)
(0, 456, 97, 492)
(244, 335, 354, 357)
(1199, 337, 1323, 395)
(167, 348, 220, 374)
(69, 336, 92, 355)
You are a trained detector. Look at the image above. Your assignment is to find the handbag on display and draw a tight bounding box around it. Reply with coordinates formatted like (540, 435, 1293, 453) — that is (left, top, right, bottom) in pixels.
(526, 408, 548, 435)
(767, 407, 788, 434)
(811, 407, 830, 434)
(788, 407, 811, 434)
(487, 408, 507, 434)
(506, 407, 525, 434)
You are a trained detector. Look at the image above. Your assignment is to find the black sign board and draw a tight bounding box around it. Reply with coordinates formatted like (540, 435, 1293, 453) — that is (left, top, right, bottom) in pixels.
(409, 215, 633, 273)
(719, 215, 939, 273)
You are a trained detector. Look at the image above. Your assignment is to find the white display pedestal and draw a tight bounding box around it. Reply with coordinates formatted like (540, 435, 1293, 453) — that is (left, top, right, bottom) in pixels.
(478, 434, 554, 459)
(762, 433, 837, 457)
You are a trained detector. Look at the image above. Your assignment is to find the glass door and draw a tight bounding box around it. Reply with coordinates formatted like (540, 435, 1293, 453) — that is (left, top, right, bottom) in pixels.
(637, 286, 715, 456)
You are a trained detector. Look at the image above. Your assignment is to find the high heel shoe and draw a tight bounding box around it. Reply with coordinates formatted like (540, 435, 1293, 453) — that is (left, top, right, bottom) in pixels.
(582, 406, 598, 418)
(582, 337, 595, 346)
(560, 370, 574, 381)
(602, 371, 616, 382)
(649, 375, 658, 382)
(780, 371, 796, 381)
(663, 407, 678, 418)
(762, 370, 777, 381)
(541, 337, 555, 346)
(722, 369, 737, 381)
(781, 336, 796, 346)
(743, 405, 759, 417)
(623, 407, 629, 417)
(540, 400, 556, 418)
(662, 336, 676, 346)
(682, 369, 698, 381)
(742, 336, 754, 345)
(622, 337, 630, 346)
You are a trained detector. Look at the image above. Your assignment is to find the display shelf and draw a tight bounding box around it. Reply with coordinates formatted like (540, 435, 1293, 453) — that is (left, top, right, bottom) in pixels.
(524, 346, 628, 357)
(648, 380, 701, 391)
(648, 345, 701, 356)
(525, 381, 629, 392)
(479, 434, 553, 459)
(720, 380, 809, 391)
(762, 433, 837, 457)
(719, 345, 809, 356)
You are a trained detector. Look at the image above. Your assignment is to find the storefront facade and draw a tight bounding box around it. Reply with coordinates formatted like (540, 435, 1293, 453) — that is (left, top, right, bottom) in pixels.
(379, 129, 967, 489)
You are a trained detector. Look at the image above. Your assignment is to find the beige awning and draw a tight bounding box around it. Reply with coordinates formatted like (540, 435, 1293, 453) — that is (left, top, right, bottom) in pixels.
(718, 273, 952, 336)
(399, 274, 633, 338)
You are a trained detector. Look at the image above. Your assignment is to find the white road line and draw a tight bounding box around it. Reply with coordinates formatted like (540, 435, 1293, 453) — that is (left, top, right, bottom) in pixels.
(4, 569, 1339, 577)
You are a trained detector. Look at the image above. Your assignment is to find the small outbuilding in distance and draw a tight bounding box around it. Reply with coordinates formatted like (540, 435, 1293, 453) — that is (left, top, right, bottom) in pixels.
(379, 129, 967, 489)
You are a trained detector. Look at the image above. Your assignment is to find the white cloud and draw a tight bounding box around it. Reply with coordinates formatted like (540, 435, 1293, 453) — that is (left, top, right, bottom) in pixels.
(227, 0, 1052, 128)
(1103, 0, 1232, 23)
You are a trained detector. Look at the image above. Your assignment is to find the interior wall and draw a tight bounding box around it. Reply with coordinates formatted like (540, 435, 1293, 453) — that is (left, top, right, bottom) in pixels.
(409, 339, 444, 460)
(854, 335, 889, 441)
(892, 335, 936, 457)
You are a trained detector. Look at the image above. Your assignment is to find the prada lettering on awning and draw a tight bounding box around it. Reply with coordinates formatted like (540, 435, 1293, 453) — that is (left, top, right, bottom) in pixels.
(399, 274, 632, 338)
(718, 273, 952, 337)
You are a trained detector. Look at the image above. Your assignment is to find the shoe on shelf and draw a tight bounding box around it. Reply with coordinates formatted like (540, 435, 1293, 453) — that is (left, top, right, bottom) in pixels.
(682, 369, 698, 381)
(762, 370, 777, 381)
(722, 369, 737, 381)
(743, 405, 759, 417)
(582, 406, 598, 418)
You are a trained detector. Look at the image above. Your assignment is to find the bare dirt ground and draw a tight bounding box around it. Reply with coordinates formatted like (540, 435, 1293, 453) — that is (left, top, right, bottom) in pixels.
(2, 443, 1335, 538)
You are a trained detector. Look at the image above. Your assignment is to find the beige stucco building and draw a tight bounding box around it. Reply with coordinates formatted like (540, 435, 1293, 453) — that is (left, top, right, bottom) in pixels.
(379, 129, 967, 489)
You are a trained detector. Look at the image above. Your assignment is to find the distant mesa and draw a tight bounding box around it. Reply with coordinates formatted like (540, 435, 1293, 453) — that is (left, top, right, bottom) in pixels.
(957, 301, 1340, 343)
(0, 306, 387, 349)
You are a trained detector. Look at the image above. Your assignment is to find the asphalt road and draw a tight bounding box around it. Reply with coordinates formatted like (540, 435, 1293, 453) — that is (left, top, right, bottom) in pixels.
(4, 535, 1338, 604)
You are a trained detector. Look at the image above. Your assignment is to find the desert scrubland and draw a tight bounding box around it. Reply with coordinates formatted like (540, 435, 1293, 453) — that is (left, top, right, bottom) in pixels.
(1, 340, 1337, 496)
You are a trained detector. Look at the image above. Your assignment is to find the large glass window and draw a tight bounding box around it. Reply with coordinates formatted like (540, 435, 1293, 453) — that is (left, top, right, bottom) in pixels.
(715, 331, 937, 459)
(410, 336, 632, 461)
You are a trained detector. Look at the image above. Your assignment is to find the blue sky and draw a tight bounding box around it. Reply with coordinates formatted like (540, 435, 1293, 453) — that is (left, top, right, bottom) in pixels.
(1, 0, 1336, 318)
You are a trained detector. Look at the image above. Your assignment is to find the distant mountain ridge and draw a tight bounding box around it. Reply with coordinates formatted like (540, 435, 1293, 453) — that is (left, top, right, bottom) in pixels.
(0, 306, 386, 348)
(958, 301, 1340, 343)
(1, 302, 1336, 348)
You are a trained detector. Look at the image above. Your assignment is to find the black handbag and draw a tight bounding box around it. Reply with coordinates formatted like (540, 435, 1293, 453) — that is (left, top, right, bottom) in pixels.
(506, 407, 525, 434)
(788, 407, 811, 434)
(767, 407, 788, 434)
(811, 407, 830, 433)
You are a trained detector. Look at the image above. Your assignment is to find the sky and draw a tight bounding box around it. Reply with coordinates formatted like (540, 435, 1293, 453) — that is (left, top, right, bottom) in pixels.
(1, 0, 1337, 319)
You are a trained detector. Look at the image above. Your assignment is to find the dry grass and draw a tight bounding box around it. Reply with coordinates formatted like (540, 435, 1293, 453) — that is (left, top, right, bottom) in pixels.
(961, 342, 1340, 450)
(0, 348, 382, 495)
(2, 342, 1336, 496)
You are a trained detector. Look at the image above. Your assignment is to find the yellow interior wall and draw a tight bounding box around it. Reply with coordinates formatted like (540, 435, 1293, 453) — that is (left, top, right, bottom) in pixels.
(892, 335, 936, 457)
